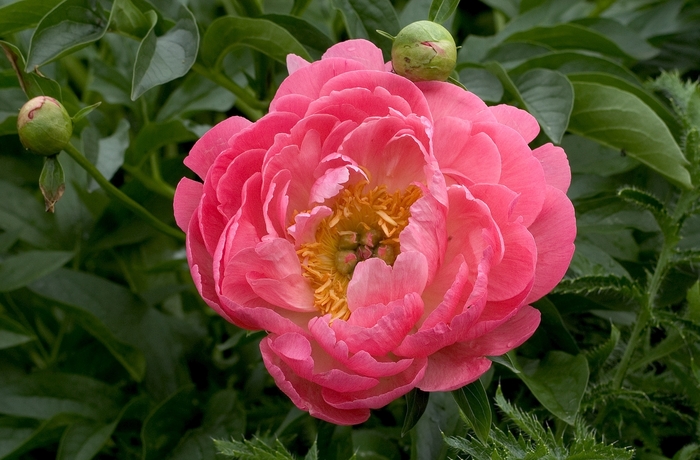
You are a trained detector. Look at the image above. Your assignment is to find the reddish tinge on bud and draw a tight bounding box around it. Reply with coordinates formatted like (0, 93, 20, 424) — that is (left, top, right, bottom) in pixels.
(391, 20, 457, 82)
(17, 96, 73, 156)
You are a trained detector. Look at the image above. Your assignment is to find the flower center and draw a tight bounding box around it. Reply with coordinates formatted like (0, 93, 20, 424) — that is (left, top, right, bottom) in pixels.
(297, 181, 422, 320)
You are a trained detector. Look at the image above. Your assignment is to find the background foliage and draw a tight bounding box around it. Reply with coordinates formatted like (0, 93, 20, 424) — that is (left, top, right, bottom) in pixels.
(1, 0, 699, 458)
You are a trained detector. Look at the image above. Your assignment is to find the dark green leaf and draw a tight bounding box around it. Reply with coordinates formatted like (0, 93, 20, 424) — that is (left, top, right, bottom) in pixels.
(0, 250, 73, 292)
(168, 390, 246, 460)
(452, 380, 491, 443)
(0, 372, 121, 421)
(141, 385, 196, 460)
(156, 73, 235, 122)
(29, 268, 205, 398)
(0, 0, 62, 36)
(411, 392, 460, 460)
(568, 81, 692, 189)
(458, 66, 503, 103)
(568, 240, 631, 279)
(514, 68, 572, 143)
(0, 415, 73, 459)
(428, 0, 459, 24)
(26, 0, 113, 70)
(571, 18, 659, 61)
(478, 0, 518, 18)
(260, 14, 335, 60)
(483, 42, 551, 69)
(126, 119, 199, 166)
(402, 388, 429, 436)
(330, 0, 399, 54)
(0, 41, 63, 100)
(131, 5, 199, 100)
(0, 316, 35, 350)
(488, 352, 521, 374)
(200, 16, 311, 70)
(617, 187, 672, 232)
(532, 297, 579, 354)
(110, 0, 151, 39)
(506, 24, 639, 60)
(84, 119, 130, 192)
(0, 180, 58, 249)
(517, 351, 589, 425)
(585, 324, 620, 375)
(554, 275, 640, 308)
(71, 102, 101, 124)
(57, 419, 117, 460)
(562, 134, 640, 177)
(510, 51, 640, 85)
(568, 72, 682, 141)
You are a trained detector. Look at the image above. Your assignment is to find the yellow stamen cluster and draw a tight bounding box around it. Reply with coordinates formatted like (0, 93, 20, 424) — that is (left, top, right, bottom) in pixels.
(297, 181, 422, 320)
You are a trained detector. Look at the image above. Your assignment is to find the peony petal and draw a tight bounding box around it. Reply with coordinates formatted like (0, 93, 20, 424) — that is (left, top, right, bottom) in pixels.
(489, 104, 540, 143)
(463, 304, 541, 356)
(399, 191, 447, 284)
(173, 178, 202, 232)
(418, 355, 491, 392)
(184, 116, 251, 180)
(416, 81, 496, 124)
(532, 143, 571, 193)
(321, 39, 386, 71)
(287, 54, 310, 74)
(525, 186, 576, 303)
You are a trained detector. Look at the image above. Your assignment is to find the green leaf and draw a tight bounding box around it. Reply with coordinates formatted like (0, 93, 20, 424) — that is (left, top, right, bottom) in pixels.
(458, 65, 503, 103)
(71, 102, 101, 124)
(568, 81, 692, 189)
(260, 14, 335, 60)
(29, 268, 205, 398)
(571, 17, 659, 61)
(156, 73, 235, 122)
(0, 372, 121, 421)
(200, 16, 311, 70)
(0, 0, 62, 36)
(562, 134, 639, 177)
(428, 0, 459, 24)
(617, 187, 671, 230)
(26, 0, 113, 70)
(568, 72, 682, 141)
(488, 352, 521, 374)
(452, 380, 491, 443)
(126, 119, 199, 166)
(110, 0, 151, 39)
(215, 436, 297, 459)
(0, 41, 63, 100)
(141, 385, 197, 460)
(168, 390, 246, 460)
(517, 351, 589, 425)
(0, 180, 58, 249)
(506, 24, 641, 60)
(330, 0, 400, 54)
(532, 297, 579, 354)
(0, 316, 35, 350)
(411, 392, 460, 460)
(0, 415, 73, 459)
(585, 324, 620, 375)
(510, 51, 640, 85)
(568, 240, 631, 279)
(83, 119, 130, 192)
(402, 388, 429, 436)
(57, 420, 117, 460)
(131, 5, 199, 100)
(554, 275, 640, 308)
(514, 68, 572, 143)
(0, 250, 73, 292)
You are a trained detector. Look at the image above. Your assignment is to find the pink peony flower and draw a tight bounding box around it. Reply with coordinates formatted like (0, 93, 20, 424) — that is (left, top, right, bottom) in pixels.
(174, 39, 576, 425)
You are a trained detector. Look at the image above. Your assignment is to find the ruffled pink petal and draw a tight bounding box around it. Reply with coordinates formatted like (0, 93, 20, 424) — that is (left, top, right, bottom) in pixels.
(287, 54, 310, 74)
(288, 206, 333, 247)
(261, 335, 370, 425)
(337, 115, 429, 192)
(331, 293, 424, 356)
(321, 357, 427, 410)
(184, 116, 251, 180)
(489, 104, 540, 144)
(270, 58, 367, 113)
(321, 39, 386, 71)
(173, 178, 202, 232)
(320, 71, 433, 121)
(399, 192, 447, 284)
(472, 121, 547, 227)
(262, 170, 291, 238)
(532, 143, 571, 193)
(347, 252, 429, 312)
(307, 86, 414, 122)
(418, 355, 491, 392)
(485, 220, 536, 302)
(415, 82, 496, 124)
(525, 186, 576, 303)
(463, 304, 541, 356)
(432, 118, 501, 186)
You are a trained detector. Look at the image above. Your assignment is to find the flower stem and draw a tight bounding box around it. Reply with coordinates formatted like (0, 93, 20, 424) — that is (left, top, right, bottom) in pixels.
(62, 142, 184, 241)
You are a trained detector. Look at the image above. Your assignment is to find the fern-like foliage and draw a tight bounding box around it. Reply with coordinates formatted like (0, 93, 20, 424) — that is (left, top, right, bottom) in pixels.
(445, 388, 633, 460)
(215, 436, 319, 460)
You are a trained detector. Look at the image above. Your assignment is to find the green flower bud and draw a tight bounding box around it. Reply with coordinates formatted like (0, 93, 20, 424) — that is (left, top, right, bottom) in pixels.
(391, 21, 457, 82)
(17, 96, 73, 156)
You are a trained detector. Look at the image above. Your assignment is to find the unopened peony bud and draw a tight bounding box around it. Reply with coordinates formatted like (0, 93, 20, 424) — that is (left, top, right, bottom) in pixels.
(17, 96, 73, 156)
(391, 20, 457, 82)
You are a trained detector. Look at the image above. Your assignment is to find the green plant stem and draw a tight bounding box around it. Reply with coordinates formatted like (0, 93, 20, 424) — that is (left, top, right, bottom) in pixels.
(192, 62, 266, 119)
(122, 163, 175, 200)
(62, 143, 184, 241)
